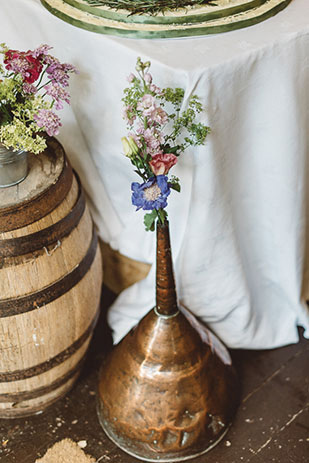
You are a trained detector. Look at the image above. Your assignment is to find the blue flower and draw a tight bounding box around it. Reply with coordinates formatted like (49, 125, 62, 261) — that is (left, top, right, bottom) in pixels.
(131, 175, 170, 211)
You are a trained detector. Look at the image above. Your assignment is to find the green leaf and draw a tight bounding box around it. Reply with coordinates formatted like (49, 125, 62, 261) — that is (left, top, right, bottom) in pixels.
(169, 182, 181, 193)
(158, 208, 168, 225)
(163, 144, 179, 155)
(144, 210, 157, 232)
(134, 169, 145, 180)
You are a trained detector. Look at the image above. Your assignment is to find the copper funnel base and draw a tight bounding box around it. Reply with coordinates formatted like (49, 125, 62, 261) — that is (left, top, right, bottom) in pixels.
(97, 306, 239, 462)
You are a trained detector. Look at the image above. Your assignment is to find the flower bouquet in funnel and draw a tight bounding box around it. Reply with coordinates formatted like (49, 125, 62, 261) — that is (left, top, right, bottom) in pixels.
(97, 58, 239, 462)
(121, 56, 210, 232)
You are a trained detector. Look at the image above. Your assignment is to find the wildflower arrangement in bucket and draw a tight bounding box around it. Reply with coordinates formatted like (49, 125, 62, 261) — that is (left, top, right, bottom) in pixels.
(122, 57, 210, 231)
(0, 43, 77, 154)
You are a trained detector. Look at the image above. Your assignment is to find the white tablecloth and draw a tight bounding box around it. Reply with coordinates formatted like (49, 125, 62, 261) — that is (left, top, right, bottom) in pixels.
(1, 0, 309, 348)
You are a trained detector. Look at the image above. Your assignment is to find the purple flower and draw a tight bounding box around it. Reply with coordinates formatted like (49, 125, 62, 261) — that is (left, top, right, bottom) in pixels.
(44, 83, 70, 110)
(23, 82, 37, 94)
(131, 175, 170, 211)
(31, 44, 53, 58)
(45, 57, 77, 87)
(33, 109, 62, 136)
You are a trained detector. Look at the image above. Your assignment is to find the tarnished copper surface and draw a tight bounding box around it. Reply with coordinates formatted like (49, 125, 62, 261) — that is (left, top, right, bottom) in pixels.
(97, 220, 239, 461)
(156, 221, 178, 317)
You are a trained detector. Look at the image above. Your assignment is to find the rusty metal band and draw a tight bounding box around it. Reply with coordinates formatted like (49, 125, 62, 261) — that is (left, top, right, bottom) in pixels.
(0, 176, 86, 258)
(0, 141, 73, 233)
(0, 356, 85, 402)
(0, 228, 98, 317)
(0, 305, 100, 383)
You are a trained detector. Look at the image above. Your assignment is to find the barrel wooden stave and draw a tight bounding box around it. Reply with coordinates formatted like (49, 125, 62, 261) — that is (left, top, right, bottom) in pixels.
(0, 170, 76, 240)
(0, 138, 102, 417)
(0, 176, 92, 297)
(0, 247, 101, 369)
(0, 339, 90, 418)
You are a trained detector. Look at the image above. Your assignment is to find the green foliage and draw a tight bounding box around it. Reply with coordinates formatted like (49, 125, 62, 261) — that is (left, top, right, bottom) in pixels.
(83, 0, 215, 15)
(0, 118, 47, 154)
(162, 87, 185, 111)
(144, 208, 168, 231)
(144, 210, 157, 231)
(169, 175, 181, 192)
(122, 60, 210, 161)
(0, 74, 48, 153)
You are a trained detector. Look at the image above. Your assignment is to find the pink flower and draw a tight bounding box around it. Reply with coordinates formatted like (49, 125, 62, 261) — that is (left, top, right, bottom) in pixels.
(45, 83, 70, 110)
(149, 153, 178, 175)
(137, 94, 156, 114)
(127, 73, 136, 83)
(122, 105, 136, 125)
(148, 106, 168, 125)
(136, 125, 164, 155)
(4, 49, 43, 84)
(144, 73, 152, 84)
(33, 109, 62, 136)
(31, 44, 53, 59)
(23, 83, 37, 94)
(150, 84, 163, 95)
(45, 56, 77, 87)
(143, 128, 161, 152)
(128, 132, 142, 149)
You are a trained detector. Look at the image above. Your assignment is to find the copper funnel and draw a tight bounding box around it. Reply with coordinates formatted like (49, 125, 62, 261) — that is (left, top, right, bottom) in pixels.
(97, 220, 239, 462)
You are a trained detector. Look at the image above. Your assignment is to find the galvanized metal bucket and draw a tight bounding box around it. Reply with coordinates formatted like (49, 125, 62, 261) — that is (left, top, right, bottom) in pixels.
(0, 144, 28, 188)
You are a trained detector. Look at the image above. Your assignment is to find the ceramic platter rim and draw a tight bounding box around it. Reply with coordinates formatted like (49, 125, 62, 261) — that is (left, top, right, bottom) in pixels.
(40, 0, 293, 39)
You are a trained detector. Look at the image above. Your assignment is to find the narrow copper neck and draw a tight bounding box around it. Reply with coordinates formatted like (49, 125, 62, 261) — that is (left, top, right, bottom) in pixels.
(156, 219, 178, 317)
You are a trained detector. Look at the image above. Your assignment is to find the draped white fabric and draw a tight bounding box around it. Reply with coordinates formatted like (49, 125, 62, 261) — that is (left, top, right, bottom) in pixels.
(1, 0, 309, 348)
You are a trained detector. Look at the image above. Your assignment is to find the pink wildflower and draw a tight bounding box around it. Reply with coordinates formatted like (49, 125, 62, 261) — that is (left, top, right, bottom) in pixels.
(137, 94, 156, 115)
(122, 105, 136, 125)
(23, 82, 37, 94)
(127, 73, 136, 83)
(136, 126, 164, 155)
(144, 73, 152, 84)
(45, 56, 77, 87)
(128, 132, 142, 149)
(149, 84, 163, 95)
(33, 109, 62, 136)
(148, 107, 168, 125)
(44, 83, 70, 110)
(31, 44, 53, 59)
(143, 128, 161, 152)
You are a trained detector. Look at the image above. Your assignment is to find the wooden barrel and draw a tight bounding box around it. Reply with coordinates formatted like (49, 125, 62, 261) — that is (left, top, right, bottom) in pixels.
(0, 137, 102, 418)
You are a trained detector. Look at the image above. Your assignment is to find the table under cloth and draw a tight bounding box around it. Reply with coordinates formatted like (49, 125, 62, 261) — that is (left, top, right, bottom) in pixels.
(1, 0, 309, 349)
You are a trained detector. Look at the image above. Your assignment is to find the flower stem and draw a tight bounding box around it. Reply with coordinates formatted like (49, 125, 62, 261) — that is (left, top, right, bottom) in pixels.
(35, 69, 47, 90)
